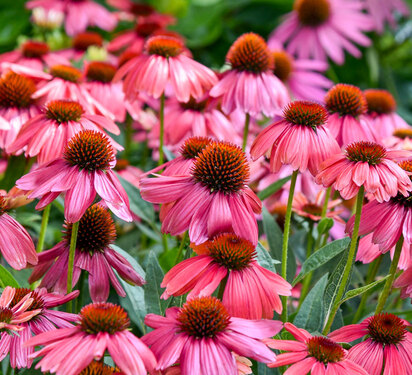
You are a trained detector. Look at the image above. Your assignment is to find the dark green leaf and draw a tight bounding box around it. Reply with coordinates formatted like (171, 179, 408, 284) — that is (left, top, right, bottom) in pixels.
(256, 242, 279, 273)
(257, 362, 280, 375)
(317, 218, 334, 236)
(0, 264, 20, 288)
(340, 276, 389, 304)
(144, 251, 168, 316)
(257, 175, 291, 201)
(0, 155, 27, 190)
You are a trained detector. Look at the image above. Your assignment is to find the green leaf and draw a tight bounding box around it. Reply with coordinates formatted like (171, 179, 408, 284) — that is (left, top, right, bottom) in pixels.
(111, 245, 146, 334)
(117, 174, 155, 225)
(317, 218, 334, 236)
(340, 276, 390, 305)
(0, 264, 20, 288)
(294, 273, 328, 333)
(0, 155, 27, 190)
(293, 238, 350, 286)
(144, 251, 168, 316)
(257, 175, 291, 201)
(256, 242, 280, 273)
(257, 362, 280, 375)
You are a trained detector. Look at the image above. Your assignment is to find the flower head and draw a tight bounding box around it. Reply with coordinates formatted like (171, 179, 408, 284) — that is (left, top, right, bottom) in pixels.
(143, 296, 280, 373)
(329, 313, 412, 375)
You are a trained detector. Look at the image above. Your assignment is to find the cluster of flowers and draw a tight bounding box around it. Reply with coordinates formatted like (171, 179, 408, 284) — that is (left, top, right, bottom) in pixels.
(0, 0, 411, 374)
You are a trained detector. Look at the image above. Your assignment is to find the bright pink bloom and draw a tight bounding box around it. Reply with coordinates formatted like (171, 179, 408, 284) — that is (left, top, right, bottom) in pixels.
(115, 35, 217, 102)
(316, 141, 412, 202)
(251, 101, 340, 176)
(29, 204, 144, 301)
(8, 100, 121, 164)
(26, 0, 117, 36)
(394, 265, 412, 299)
(0, 194, 37, 270)
(0, 40, 69, 70)
(25, 302, 157, 375)
(16, 130, 132, 222)
(329, 313, 412, 375)
(143, 296, 280, 373)
(325, 84, 375, 147)
(2, 288, 79, 369)
(267, 39, 332, 102)
(161, 234, 292, 319)
(364, 0, 410, 33)
(162, 96, 240, 146)
(364, 89, 409, 143)
(272, 0, 374, 65)
(210, 33, 289, 117)
(266, 322, 368, 374)
(140, 141, 262, 245)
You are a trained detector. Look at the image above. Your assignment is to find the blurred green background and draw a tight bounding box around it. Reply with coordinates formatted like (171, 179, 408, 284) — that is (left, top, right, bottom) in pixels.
(1, 0, 412, 121)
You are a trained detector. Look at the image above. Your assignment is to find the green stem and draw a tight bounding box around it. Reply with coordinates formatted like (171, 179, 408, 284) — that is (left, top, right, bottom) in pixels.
(322, 186, 364, 335)
(242, 113, 250, 152)
(375, 236, 404, 314)
(352, 256, 382, 323)
(66, 221, 79, 313)
(217, 273, 229, 300)
(124, 113, 133, 159)
(75, 270, 86, 313)
(36, 204, 51, 253)
(158, 93, 165, 166)
(174, 231, 188, 265)
(281, 169, 299, 322)
(162, 233, 169, 254)
(321, 187, 331, 218)
(298, 221, 314, 308)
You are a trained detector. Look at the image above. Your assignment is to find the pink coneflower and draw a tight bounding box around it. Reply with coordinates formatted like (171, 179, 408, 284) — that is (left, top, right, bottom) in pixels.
(272, 0, 373, 65)
(115, 35, 217, 102)
(394, 264, 412, 300)
(79, 361, 119, 374)
(0, 71, 43, 149)
(329, 313, 412, 375)
(316, 141, 412, 202)
(2, 288, 79, 369)
(26, 0, 117, 36)
(0, 40, 69, 71)
(115, 159, 143, 189)
(210, 33, 289, 117)
(25, 302, 157, 375)
(161, 233, 292, 319)
(385, 128, 412, 151)
(364, 0, 410, 33)
(251, 101, 340, 176)
(267, 39, 332, 102)
(0, 194, 37, 270)
(143, 296, 280, 373)
(325, 83, 375, 147)
(162, 96, 240, 146)
(8, 99, 121, 164)
(266, 322, 368, 374)
(364, 89, 409, 142)
(293, 190, 344, 222)
(16, 130, 132, 222)
(29, 204, 144, 301)
(33, 64, 114, 119)
(140, 141, 262, 245)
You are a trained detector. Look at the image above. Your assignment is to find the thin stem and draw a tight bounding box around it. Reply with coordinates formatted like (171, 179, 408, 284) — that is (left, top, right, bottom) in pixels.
(124, 113, 133, 159)
(281, 169, 299, 322)
(75, 270, 86, 314)
(242, 113, 250, 152)
(66, 221, 79, 313)
(352, 256, 382, 323)
(217, 273, 229, 300)
(375, 236, 404, 314)
(298, 221, 314, 308)
(36, 204, 51, 253)
(162, 233, 169, 254)
(158, 93, 166, 166)
(174, 231, 188, 265)
(322, 186, 364, 335)
(321, 187, 331, 218)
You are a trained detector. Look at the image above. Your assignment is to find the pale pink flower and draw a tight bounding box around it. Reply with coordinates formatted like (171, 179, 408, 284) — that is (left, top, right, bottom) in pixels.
(364, 89, 409, 143)
(8, 99, 121, 164)
(143, 296, 280, 373)
(272, 0, 374, 65)
(29, 204, 144, 301)
(210, 33, 289, 117)
(267, 39, 332, 102)
(115, 159, 143, 189)
(385, 128, 412, 151)
(0, 40, 69, 70)
(115, 35, 217, 102)
(0, 194, 37, 270)
(25, 302, 157, 375)
(266, 322, 368, 374)
(325, 83, 375, 147)
(251, 101, 340, 176)
(329, 313, 412, 375)
(140, 141, 262, 245)
(26, 0, 117, 36)
(2, 288, 79, 369)
(16, 130, 132, 223)
(316, 141, 412, 202)
(161, 233, 291, 319)
(364, 0, 410, 33)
